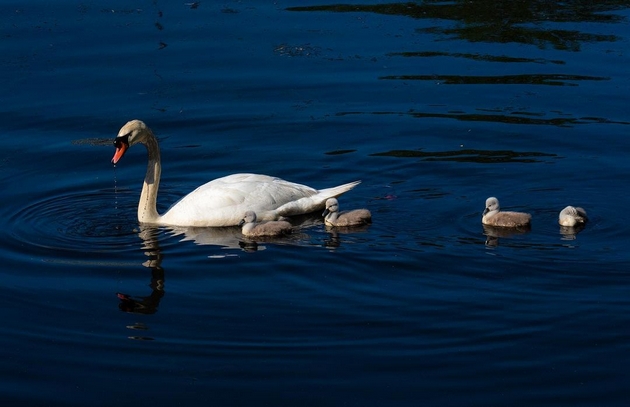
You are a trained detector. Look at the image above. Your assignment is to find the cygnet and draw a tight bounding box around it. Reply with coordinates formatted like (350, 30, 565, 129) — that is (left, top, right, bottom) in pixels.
(482, 197, 531, 227)
(322, 198, 372, 227)
(559, 205, 587, 227)
(239, 211, 292, 237)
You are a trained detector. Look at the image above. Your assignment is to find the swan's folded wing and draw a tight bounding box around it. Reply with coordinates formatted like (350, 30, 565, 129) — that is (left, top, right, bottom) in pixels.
(275, 180, 361, 217)
(161, 174, 321, 226)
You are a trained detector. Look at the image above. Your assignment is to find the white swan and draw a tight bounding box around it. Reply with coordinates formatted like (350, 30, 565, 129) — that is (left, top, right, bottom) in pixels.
(482, 197, 531, 228)
(239, 211, 292, 237)
(559, 206, 588, 227)
(112, 120, 361, 227)
(322, 198, 372, 227)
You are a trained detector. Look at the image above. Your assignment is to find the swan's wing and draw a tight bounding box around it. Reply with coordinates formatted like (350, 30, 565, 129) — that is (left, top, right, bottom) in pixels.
(275, 180, 361, 217)
(161, 174, 320, 226)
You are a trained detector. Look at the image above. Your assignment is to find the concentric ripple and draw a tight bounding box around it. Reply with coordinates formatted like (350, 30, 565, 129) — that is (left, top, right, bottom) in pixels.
(6, 188, 141, 258)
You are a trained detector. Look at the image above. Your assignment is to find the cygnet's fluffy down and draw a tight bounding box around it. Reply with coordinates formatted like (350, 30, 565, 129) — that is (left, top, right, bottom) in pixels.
(559, 206, 588, 227)
(239, 211, 292, 237)
(482, 197, 531, 228)
(322, 198, 372, 227)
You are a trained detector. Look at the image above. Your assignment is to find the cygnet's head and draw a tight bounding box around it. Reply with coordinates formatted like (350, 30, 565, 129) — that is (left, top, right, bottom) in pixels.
(323, 198, 339, 216)
(239, 210, 257, 226)
(483, 197, 500, 216)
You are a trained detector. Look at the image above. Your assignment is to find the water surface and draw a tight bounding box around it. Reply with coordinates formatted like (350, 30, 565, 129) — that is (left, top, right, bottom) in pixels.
(1, 1, 630, 406)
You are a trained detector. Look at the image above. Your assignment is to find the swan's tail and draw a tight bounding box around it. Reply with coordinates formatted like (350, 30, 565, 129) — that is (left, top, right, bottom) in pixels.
(317, 180, 361, 199)
(275, 180, 361, 217)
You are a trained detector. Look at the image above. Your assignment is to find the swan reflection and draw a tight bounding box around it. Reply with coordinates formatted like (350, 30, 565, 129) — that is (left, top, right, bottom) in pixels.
(482, 224, 531, 247)
(117, 226, 165, 316)
(559, 223, 586, 240)
(168, 225, 244, 249)
(116, 214, 365, 319)
(323, 224, 372, 249)
(165, 212, 324, 251)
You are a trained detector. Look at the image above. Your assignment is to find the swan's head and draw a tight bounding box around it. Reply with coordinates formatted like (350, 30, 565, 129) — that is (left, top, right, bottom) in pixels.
(322, 198, 339, 217)
(112, 119, 151, 164)
(483, 197, 500, 216)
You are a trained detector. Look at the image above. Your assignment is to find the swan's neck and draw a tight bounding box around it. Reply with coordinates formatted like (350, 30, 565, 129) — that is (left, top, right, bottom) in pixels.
(139, 133, 162, 224)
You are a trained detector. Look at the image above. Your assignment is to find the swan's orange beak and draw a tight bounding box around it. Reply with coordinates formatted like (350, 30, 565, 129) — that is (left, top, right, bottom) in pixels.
(112, 138, 129, 164)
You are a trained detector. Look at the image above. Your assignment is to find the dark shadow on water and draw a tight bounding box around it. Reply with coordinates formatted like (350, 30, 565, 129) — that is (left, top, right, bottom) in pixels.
(370, 148, 556, 164)
(325, 149, 357, 155)
(378, 74, 609, 86)
(287, 1, 627, 51)
(387, 51, 566, 65)
(336, 111, 630, 128)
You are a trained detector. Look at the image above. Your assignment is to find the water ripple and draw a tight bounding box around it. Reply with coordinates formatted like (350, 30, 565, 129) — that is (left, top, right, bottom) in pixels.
(6, 188, 139, 260)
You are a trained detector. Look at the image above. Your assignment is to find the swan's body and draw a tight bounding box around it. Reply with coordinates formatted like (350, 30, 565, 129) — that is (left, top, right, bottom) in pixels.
(482, 197, 531, 228)
(239, 211, 292, 237)
(112, 120, 360, 227)
(322, 198, 372, 227)
(559, 206, 588, 227)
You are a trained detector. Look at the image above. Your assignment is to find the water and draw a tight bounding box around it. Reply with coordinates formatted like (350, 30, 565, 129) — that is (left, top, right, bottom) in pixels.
(1, 1, 630, 405)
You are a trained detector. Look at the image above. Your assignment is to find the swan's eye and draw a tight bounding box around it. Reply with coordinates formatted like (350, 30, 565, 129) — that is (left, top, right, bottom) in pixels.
(114, 134, 130, 148)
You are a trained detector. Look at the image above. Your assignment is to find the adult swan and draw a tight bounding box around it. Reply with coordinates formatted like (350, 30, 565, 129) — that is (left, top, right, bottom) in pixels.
(111, 120, 360, 227)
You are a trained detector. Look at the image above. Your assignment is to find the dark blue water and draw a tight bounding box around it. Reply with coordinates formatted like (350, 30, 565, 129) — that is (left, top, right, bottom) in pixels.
(2, 1, 630, 405)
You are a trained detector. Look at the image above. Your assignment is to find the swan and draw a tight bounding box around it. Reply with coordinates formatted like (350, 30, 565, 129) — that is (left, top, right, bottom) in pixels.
(482, 197, 531, 227)
(239, 211, 292, 237)
(111, 120, 361, 227)
(559, 205, 587, 227)
(322, 198, 372, 227)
